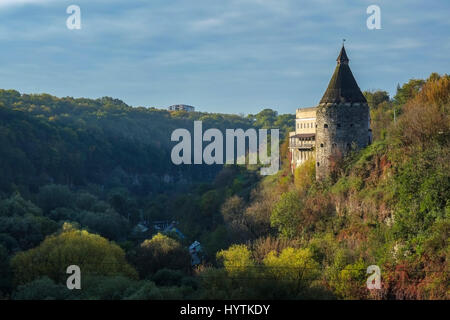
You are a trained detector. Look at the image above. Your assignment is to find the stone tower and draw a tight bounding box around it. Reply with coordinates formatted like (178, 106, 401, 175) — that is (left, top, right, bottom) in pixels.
(315, 45, 371, 180)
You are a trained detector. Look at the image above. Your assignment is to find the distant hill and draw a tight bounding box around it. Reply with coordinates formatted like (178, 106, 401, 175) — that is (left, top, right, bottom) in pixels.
(0, 90, 294, 196)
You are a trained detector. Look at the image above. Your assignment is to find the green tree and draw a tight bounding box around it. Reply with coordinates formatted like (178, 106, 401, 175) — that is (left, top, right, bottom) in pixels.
(37, 185, 74, 213)
(394, 79, 425, 106)
(270, 191, 303, 239)
(220, 195, 245, 224)
(12, 277, 73, 300)
(0, 245, 12, 295)
(363, 90, 390, 109)
(0, 195, 58, 251)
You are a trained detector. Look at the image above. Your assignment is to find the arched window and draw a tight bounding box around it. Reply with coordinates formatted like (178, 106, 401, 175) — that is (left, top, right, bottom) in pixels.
(324, 124, 328, 128)
(320, 143, 324, 147)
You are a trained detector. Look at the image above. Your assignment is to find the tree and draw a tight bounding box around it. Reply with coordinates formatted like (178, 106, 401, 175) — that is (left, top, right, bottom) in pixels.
(294, 158, 315, 194)
(133, 233, 190, 278)
(216, 244, 254, 276)
(11, 223, 137, 285)
(363, 90, 390, 109)
(77, 209, 129, 241)
(0, 194, 42, 217)
(221, 195, 245, 224)
(0, 245, 12, 296)
(200, 190, 222, 217)
(0, 195, 58, 251)
(37, 185, 74, 213)
(395, 74, 450, 148)
(394, 79, 425, 106)
(12, 277, 73, 300)
(329, 259, 367, 299)
(220, 195, 252, 242)
(252, 109, 278, 128)
(270, 191, 303, 239)
(263, 247, 320, 282)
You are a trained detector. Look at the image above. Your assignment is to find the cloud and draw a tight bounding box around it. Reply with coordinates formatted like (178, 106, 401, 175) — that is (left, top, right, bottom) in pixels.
(0, 0, 448, 113)
(389, 38, 423, 50)
(0, 0, 56, 8)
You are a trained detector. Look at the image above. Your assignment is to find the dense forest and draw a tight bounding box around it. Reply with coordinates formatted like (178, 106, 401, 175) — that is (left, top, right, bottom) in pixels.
(0, 72, 448, 300)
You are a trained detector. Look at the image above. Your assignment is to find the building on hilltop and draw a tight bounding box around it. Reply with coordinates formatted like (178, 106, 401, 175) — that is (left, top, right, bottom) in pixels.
(289, 45, 372, 180)
(288, 107, 317, 172)
(168, 104, 195, 112)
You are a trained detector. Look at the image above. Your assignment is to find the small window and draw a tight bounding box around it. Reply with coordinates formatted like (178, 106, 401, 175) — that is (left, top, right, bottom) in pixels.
(320, 143, 324, 148)
(317, 162, 320, 167)
(324, 124, 328, 128)
(337, 124, 341, 128)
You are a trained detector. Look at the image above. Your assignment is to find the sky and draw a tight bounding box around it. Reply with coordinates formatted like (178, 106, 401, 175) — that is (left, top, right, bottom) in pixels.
(0, 0, 449, 114)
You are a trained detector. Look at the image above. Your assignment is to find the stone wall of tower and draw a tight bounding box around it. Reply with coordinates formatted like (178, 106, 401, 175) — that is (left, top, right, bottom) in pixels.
(315, 102, 370, 180)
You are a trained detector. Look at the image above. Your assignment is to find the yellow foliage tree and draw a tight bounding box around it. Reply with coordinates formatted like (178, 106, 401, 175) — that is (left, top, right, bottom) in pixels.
(11, 223, 137, 285)
(294, 158, 315, 194)
(135, 233, 191, 277)
(263, 247, 320, 282)
(216, 244, 255, 276)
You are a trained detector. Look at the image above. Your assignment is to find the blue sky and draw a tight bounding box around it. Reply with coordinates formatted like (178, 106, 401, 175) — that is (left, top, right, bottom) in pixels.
(0, 0, 449, 114)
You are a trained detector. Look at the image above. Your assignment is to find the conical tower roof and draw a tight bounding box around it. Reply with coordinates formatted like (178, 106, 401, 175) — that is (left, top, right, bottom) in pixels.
(320, 45, 367, 104)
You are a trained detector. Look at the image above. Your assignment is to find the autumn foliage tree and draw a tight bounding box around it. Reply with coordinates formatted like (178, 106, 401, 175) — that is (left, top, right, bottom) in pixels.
(133, 233, 191, 278)
(11, 223, 137, 286)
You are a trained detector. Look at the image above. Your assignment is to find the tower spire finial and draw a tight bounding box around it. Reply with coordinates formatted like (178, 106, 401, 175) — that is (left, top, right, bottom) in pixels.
(337, 42, 349, 65)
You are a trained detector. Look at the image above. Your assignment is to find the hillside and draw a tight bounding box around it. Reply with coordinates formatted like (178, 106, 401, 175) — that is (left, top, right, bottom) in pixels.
(219, 73, 449, 299)
(0, 90, 293, 196)
(0, 73, 448, 300)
